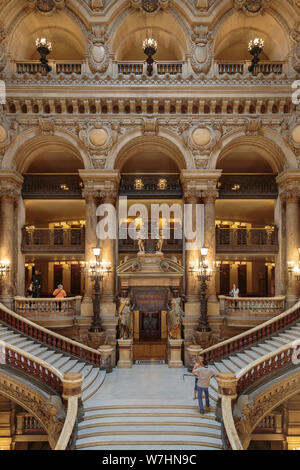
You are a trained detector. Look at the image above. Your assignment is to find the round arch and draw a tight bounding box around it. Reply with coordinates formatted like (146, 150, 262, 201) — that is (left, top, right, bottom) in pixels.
(2, 128, 92, 172)
(106, 128, 193, 171)
(208, 129, 298, 173)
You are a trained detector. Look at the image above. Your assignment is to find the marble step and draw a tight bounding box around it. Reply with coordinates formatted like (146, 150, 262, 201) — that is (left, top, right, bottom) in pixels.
(79, 415, 221, 430)
(229, 355, 248, 368)
(82, 371, 106, 402)
(251, 346, 272, 356)
(59, 359, 79, 374)
(213, 362, 232, 374)
(82, 409, 217, 422)
(77, 424, 222, 438)
(80, 444, 222, 450)
(75, 433, 223, 449)
(264, 339, 287, 350)
(82, 367, 100, 392)
(242, 349, 261, 361)
(66, 361, 88, 375)
(220, 359, 240, 374)
(277, 332, 299, 342)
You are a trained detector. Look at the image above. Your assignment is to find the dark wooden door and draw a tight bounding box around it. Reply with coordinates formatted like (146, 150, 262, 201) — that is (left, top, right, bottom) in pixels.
(238, 264, 247, 296)
(139, 311, 161, 341)
(71, 264, 81, 295)
(220, 264, 230, 295)
(53, 265, 63, 290)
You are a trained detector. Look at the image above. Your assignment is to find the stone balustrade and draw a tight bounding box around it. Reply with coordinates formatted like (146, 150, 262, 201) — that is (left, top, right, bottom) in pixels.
(21, 227, 85, 254)
(16, 412, 47, 435)
(253, 411, 283, 434)
(14, 296, 82, 318)
(216, 60, 286, 76)
(219, 295, 286, 315)
(14, 60, 85, 75)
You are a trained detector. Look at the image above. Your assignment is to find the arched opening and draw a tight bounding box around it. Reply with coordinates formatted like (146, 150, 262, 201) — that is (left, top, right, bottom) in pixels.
(215, 139, 279, 299)
(10, 11, 85, 61)
(214, 11, 289, 62)
(19, 138, 86, 300)
(112, 10, 187, 62)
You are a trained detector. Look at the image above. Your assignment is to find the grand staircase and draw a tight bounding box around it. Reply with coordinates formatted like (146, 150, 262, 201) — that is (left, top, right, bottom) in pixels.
(0, 300, 299, 450)
(0, 324, 106, 402)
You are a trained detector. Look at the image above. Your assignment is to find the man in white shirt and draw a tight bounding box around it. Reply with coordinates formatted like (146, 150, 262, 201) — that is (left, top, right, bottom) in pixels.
(193, 360, 219, 415)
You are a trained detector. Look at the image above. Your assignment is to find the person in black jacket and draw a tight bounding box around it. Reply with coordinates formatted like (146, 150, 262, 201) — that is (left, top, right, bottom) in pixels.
(32, 270, 42, 298)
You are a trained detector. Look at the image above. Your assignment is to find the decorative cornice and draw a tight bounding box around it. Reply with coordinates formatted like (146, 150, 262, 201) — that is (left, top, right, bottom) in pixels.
(26, 0, 65, 14)
(130, 0, 169, 14)
(233, 0, 272, 16)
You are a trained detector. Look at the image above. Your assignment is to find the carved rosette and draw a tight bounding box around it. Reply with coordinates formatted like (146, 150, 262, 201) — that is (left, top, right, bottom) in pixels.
(27, 0, 65, 14)
(130, 0, 169, 13)
(233, 0, 272, 15)
(88, 26, 109, 74)
(191, 25, 213, 74)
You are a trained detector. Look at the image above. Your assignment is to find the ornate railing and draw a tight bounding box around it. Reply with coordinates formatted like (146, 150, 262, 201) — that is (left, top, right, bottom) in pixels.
(0, 303, 104, 367)
(217, 60, 285, 76)
(22, 174, 83, 200)
(14, 296, 82, 317)
(201, 301, 300, 362)
(253, 411, 283, 434)
(21, 227, 85, 254)
(14, 60, 84, 75)
(218, 175, 278, 199)
(117, 61, 183, 76)
(1, 342, 82, 450)
(221, 342, 296, 450)
(216, 227, 279, 253)
(16, 412, 47, 435)
(219, 296, 285, 315)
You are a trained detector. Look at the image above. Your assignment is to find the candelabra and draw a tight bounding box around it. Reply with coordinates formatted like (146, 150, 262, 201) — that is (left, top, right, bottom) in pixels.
(142, 38, 158, 76)
(0, 261, 10, 279)
(83, 248, 111, 332)
(189, 248, 220, 332)
(248, 38, 264, 75)
(288, 248, 300, 281)
(35, 38, 52, 74)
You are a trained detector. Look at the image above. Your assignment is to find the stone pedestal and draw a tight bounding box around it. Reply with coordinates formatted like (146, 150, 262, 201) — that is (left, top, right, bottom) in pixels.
(98, 344, 114, 372)
(168, 339, 183, 368)
(117, 338, 133, 368)
(186, 344, 203, 372)
(87, 330, 105, 350)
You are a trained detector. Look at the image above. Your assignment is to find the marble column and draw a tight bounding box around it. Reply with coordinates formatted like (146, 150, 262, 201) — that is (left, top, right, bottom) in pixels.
(100, 191, 116, 311)
(203, 191, 219, 314)
(285, 192, 300, 305)
(81, 190, 97, 316)
(184, 192, 200, 308)
(0, 172, 23, 309)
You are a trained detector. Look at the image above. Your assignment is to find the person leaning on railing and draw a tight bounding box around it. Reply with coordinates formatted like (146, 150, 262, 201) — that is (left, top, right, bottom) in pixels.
(53, 284, 67, 312)
(230, 284, 240, 309)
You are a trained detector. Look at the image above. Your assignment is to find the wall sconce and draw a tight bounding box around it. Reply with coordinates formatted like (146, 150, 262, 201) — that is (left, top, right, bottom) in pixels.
(134, 178, 144, 190)
(142, 38, 158, 76)
(248, 38, 264, 75)
(36, 37, 52, 74)
(0, 261, 10, 279)
(157, 178, 168, 190)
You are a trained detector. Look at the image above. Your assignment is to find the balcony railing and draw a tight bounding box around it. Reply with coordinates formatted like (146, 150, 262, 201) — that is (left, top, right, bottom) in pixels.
(16, 412, 47, 436)
(14, 296, 82, 317)
(253, 412, 283, 434)
(117, 61, 183, 76)
(217, 60, 286, 76)
(216, 227, 279, 253)
(21, 227, 85, 254)
(14, 60, 85, 75)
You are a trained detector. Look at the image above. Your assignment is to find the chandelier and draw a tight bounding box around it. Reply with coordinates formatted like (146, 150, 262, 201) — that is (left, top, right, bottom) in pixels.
(248, 38, 264, 75)
(35, 37, 52, 74)
(142, 38, 158, 76)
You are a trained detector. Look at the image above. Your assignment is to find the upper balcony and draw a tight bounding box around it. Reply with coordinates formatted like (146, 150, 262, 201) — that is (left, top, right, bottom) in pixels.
(216, 227, 279, 254)
(21, 227, 85, 254)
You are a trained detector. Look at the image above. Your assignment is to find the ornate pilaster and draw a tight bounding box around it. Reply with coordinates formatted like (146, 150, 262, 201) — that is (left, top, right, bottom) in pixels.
(0, 171, 23, 309)
(277, 171, 300, 307)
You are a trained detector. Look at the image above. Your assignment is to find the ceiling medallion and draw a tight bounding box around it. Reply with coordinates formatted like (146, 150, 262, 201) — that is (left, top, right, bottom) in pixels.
(27, 0, 65, 14)
(233, 0, 271, 15)
(130, 0, 169, 14)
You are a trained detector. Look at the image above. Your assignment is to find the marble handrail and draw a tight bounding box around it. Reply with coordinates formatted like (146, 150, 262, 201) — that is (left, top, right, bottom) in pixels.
(219, 295, 286, 313)
(0, 302, 102, 366)
(221, 341, 296, 450)
(14, 296, 82, 315)
(55, 396, 78, 450)
(202, 299, 298, 362)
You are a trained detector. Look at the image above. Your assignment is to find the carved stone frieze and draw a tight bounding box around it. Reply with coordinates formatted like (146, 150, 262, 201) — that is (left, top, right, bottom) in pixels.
(90, 0, 104, 10)
(0, 22, 7, 72)
(38, 118, 55, 135)
(87, 26, 109, 74)
(233, 0, 272, 15)
(191, 25, 213, 74)
(27, 0, 65, 14)
(130, 0, 169, 13)
(291, 23, 300, 73)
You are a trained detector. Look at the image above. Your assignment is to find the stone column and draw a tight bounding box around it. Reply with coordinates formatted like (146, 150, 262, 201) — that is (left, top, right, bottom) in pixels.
(276, 171, 300, 307)
(203, 191, 219, 314)
(81, 190, 97, 316)
(0, 171, 23, 309)
(285, 192, 299, 306)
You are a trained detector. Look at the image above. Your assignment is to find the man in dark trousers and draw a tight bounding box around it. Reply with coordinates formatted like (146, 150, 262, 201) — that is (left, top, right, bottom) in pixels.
(32, 269, 42, 298)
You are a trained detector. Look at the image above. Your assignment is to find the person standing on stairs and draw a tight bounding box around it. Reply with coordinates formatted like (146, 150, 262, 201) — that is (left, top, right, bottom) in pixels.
(193, 360, 219, 415)
(192, 355, 204, 400)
